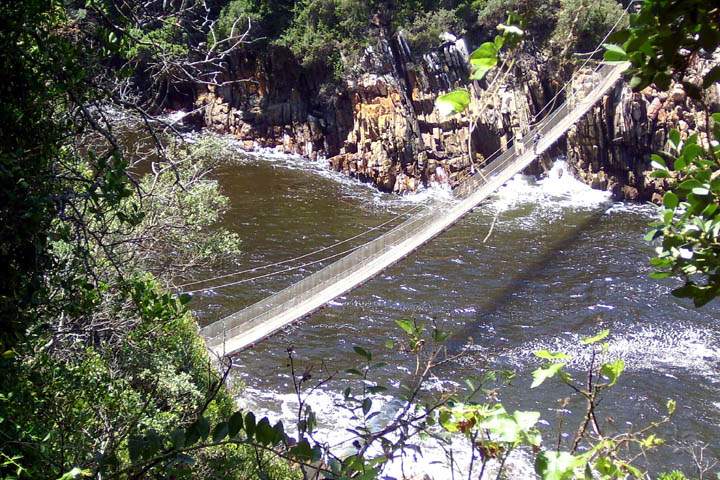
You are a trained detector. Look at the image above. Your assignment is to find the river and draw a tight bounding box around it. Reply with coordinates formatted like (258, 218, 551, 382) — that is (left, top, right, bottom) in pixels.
(188, 145, 720, 478)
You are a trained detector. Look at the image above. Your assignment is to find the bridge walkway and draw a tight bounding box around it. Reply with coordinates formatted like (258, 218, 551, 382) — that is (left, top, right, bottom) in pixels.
(200, 62, 629, 357)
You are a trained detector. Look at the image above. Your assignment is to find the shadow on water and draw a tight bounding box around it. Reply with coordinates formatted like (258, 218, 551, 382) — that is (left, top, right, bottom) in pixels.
(445, 207, 607, 353)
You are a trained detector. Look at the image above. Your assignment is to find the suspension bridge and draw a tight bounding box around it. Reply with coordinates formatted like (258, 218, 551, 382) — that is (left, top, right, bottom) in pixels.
(194, 57, 629, 357)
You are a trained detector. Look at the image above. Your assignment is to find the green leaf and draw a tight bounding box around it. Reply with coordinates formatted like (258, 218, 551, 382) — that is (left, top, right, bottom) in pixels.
(603, 43, 628, 62)
(703, 66, 720, 89)
(244, 412, 256, 439)
(600, 359, 625, 386)
(666, 399, 676, 415)
(255, 417, 274, 445)
(645, 229, 661, 242)
(194, 417, 210, 439)
(435, 89, 471, 115)
(353, 346, 372, 361)
(56, 468, 92, 480)
(395, 319, 415, 335)
(607, 30, 630, 45)
(692, 187, 710, 196)
(629, 75, 644, 90)
(534, 350, 570, 361)
(479, 414, 522, 443)
(289, 439, 313, 461)
(438, 409, 454, 432)
(581, 329, 609, 345)
(228, 410, 244, 437)
(170, 428, 185, 449)
(470, 63, 496, 80)
(663, 191, 679, 209)
(651, 153, 667, 169)
(669, 129, 681, 148)
(678, 179, 702, 191)
(362, 398, 372, 415)
(212, 421, 229, 442)
(531, 362, 566, 388)
(433, 328, 450, 343)
(683, 144, 703, 163)
(513, 410, 540, 431)
(470, 42, 498, 60)
(650, 271, 672, 279)
(498, 24, 524, 37)
(535, 451, 582, 480)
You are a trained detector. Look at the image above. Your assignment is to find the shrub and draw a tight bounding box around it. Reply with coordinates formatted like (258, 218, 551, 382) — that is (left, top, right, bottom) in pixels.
(403, 8, 464, 53)
(278, 0, 374, 69)
(474, 0, 560, 38)
(213, 0, 295, 41)
(552, 0, 627, 54)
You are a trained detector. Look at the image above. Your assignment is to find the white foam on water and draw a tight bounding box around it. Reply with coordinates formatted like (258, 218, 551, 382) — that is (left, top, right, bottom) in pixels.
(487, 160, 611, 219)
(604, 201, 658, 217)
(196, 130, 460, 211)
(488, 323, 720, 382)
(236, 385, 537, 479)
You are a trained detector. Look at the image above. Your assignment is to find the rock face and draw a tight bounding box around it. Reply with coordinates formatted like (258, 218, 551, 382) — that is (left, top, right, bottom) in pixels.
(196, 44, 353, 161)
(566, 54, 720, 201)
(196, 35, 718, 199)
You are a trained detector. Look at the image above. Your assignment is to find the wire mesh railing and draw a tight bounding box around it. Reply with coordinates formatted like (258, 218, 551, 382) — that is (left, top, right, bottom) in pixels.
(201, 62, 626, 352)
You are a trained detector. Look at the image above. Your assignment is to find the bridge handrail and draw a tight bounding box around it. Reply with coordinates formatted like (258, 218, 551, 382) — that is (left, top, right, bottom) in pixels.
(200, 62, 625, 352)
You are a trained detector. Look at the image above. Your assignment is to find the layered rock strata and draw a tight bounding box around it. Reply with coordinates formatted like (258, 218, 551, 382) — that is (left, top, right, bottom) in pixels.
(196, 35, 718, 200)
(567, 54, 720, 201)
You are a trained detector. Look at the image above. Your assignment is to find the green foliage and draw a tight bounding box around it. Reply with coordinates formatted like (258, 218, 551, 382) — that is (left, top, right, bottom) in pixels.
(403, 8, 463, 52)
(604, 1, 720, 307)
(132, 137, 242, 276)
(278, 0, 375, 70)
(0, 2, 276, 478)
(214, 0, 295, 41)
(125, 17, 189, 63)
(645, 125, 720, 306)
(436, 88, 472, 115)
(474, 0, 560, 38)
(658, 471, 690, 480)
(551, 0, 627, 55)
(435, 18, 523, 116)
(425, 329, 674, 479)
(0, 1, 80, 351)
(603, 0, 720, 93)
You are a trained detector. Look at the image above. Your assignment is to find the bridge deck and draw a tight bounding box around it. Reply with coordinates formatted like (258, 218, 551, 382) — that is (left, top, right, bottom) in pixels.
(200, 62, 628, 357)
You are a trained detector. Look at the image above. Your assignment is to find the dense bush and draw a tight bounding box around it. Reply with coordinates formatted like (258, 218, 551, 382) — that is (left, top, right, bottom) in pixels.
(403, 8, 464, 52)
(474, 0, 561, 39)
(0, 2, 282, 476)
(278, 0, 376, 71)
(552, 0, 627, 55)
(213, 0, 294, 41)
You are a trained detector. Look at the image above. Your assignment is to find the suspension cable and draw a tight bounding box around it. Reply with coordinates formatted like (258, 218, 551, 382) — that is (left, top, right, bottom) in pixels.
(176, 202, 425, 289)
(183, 7, 633, 295)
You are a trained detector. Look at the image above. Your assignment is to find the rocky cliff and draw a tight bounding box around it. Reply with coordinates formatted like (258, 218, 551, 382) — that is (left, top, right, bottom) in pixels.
(566, 53, 720, 201)
(195, 35, 718, 201)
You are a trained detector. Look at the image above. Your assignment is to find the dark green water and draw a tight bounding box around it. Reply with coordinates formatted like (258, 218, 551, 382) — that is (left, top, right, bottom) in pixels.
(189, 150, 719, 478)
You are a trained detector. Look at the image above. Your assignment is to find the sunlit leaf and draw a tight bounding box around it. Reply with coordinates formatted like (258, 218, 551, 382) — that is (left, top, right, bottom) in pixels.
(531, 362, 566, 388)
(600, 359, 625, 386)
(581, 329, 609, 345)
(435, 89, 471, 116)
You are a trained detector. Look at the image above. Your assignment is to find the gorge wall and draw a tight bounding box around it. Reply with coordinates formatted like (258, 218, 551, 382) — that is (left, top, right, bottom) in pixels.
(195, 34, 719, 201)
